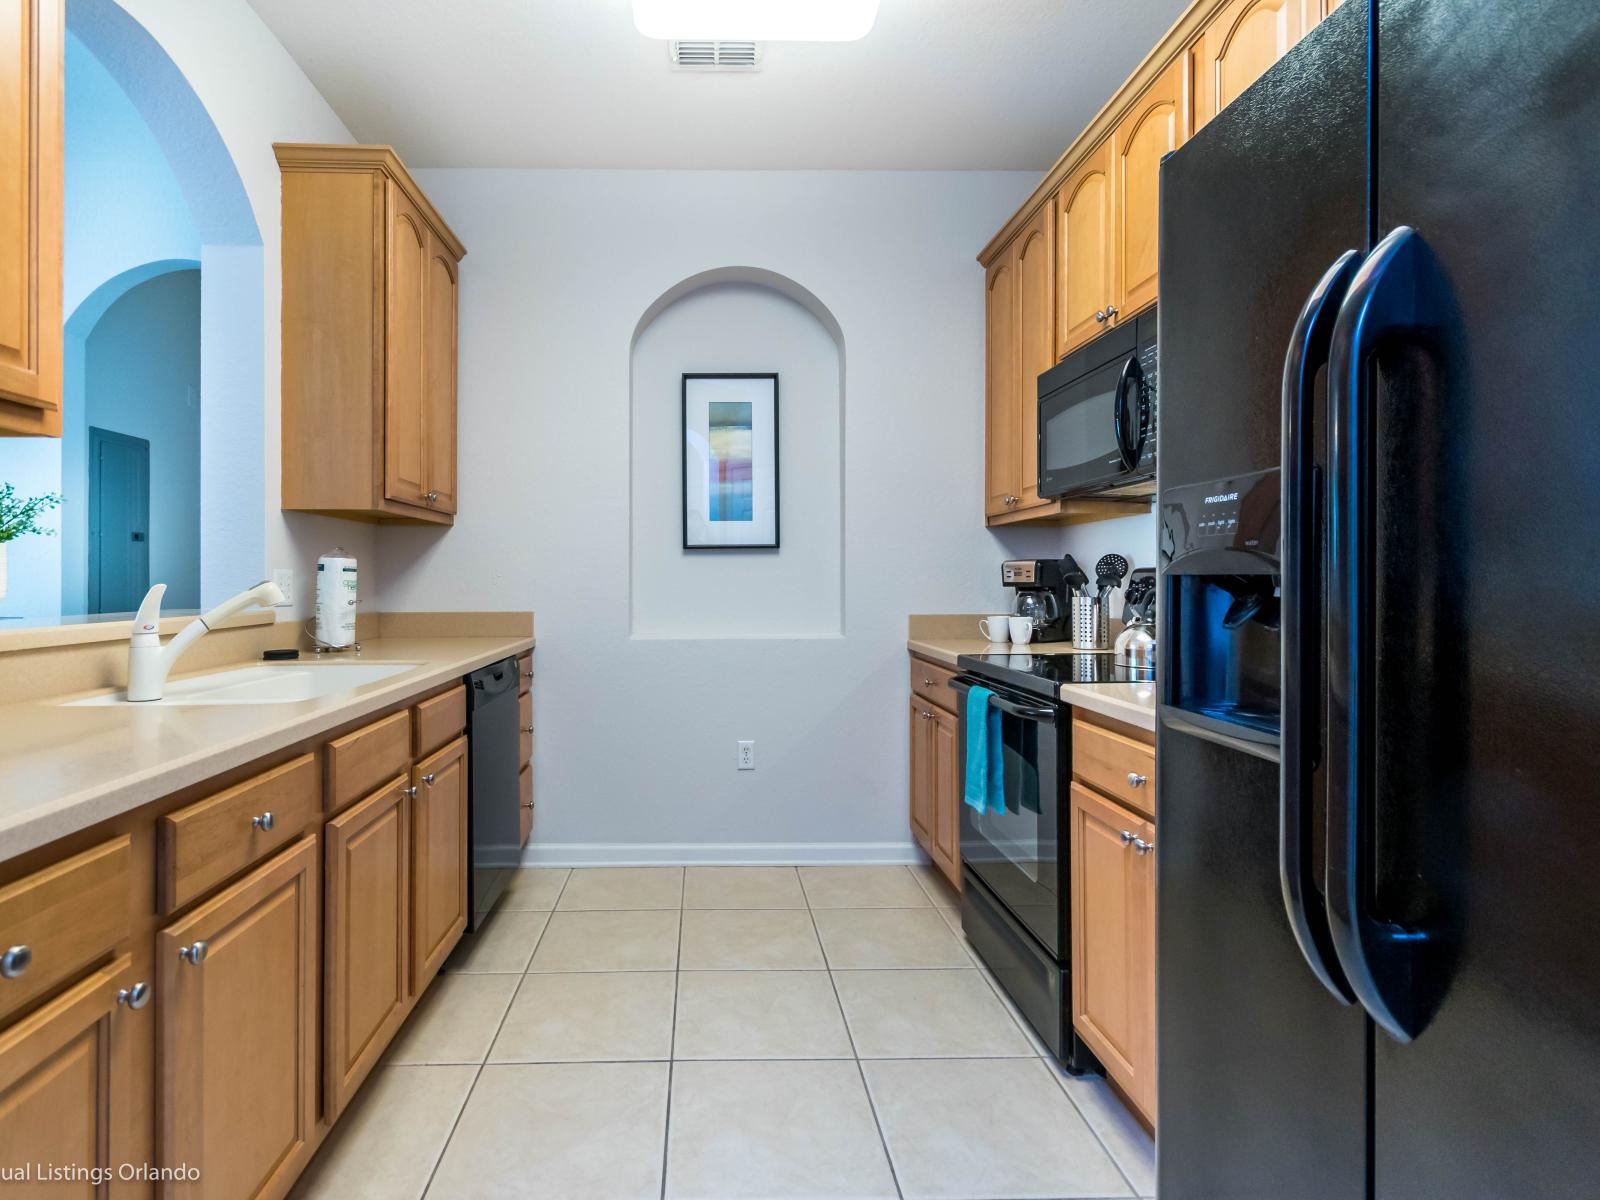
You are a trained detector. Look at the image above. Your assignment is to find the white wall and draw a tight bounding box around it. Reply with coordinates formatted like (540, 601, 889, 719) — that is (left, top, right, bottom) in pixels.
(632, 281, 842, 639)
(107, 0, 366, 615)
(374, 168, 1138, 863)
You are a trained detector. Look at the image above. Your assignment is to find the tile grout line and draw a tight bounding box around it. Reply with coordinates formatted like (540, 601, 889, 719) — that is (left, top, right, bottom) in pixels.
(419, 869, 570, 1199)
(801, 868, 907, 1200)
(659, 876, 685, 1200)
(1045, 1063, 1146, 1199)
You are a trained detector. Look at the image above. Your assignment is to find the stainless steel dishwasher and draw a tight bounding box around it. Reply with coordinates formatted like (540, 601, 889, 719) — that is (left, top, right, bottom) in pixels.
(466, 656, 522, 926)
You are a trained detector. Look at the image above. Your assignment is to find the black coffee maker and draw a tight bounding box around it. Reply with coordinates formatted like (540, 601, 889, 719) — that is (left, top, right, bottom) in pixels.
(1000, 558, 1074, 642)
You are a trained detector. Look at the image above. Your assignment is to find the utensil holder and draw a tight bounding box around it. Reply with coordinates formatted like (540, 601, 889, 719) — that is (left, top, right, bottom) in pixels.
(1072, 594, 1108, 650)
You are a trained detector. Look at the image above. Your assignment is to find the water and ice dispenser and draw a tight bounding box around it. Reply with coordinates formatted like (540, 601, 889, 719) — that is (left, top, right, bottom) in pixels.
(1159, 468, 1282, 748)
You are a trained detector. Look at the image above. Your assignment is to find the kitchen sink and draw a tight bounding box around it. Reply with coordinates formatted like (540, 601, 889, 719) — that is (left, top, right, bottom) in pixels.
(65, 662, 421, 707)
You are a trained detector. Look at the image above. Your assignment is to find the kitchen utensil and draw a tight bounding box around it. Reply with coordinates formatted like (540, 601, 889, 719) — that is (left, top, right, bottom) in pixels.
(1071, 593, 1109, 649)
(1060, 554, 1090, 595)
(1093, 552, 1130, 596)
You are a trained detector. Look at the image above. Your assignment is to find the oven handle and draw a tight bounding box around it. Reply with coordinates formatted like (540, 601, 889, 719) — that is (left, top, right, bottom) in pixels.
(1113, 354, 1145, 470)
(950, 675, 1058, 724)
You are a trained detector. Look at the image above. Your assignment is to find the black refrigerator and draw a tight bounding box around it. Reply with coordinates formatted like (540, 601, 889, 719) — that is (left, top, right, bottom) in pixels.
(1155, 0, 1600, 1197)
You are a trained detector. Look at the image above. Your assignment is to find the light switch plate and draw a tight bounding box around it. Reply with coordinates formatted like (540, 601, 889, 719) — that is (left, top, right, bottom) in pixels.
(737, 740, 755, 770)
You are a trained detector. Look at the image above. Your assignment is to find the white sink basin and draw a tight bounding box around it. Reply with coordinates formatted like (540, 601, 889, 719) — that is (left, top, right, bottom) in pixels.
(66, 662, 421, 707)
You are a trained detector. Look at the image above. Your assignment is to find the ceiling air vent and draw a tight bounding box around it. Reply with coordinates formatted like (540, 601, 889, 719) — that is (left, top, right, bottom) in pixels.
(669, 40, 762, 71)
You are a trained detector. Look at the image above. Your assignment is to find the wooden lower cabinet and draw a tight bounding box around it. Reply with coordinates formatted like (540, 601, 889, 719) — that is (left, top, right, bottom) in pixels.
(410, 736, 468, 992)
(1069, 781, 1155, 1122)
(909, 688, 961, 890)
(158, 837, 319, 1200)
(324, 777, 410, 1119)
(0, 955, 137, 1194)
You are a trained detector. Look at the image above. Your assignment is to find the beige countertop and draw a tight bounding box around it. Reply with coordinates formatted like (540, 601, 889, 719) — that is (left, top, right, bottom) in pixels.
(0, 634, 534, 862)
(908, 616, 1156, 733)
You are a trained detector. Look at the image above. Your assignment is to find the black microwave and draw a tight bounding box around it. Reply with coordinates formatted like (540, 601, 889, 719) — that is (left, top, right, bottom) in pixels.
(1037, 307, 1157, 499)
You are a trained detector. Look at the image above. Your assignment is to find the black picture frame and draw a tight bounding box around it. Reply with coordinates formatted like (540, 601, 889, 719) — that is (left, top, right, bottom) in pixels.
(681, 372, 780, 551)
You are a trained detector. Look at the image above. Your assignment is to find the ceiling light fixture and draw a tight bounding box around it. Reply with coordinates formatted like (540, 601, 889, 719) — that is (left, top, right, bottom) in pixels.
(632, 0, 880, 42)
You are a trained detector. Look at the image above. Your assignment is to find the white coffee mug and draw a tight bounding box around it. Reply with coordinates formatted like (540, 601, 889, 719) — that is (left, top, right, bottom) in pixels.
(1008, 616, 1036, 645)
(978, 615, 1010, 643)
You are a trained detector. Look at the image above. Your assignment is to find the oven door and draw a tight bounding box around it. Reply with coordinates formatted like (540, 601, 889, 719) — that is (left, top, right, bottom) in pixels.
(952, 675, 1065, 959)
(1038, 350, 1144, 498)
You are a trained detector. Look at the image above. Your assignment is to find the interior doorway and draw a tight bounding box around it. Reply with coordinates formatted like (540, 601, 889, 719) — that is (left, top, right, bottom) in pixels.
(88, 426, 150, 614)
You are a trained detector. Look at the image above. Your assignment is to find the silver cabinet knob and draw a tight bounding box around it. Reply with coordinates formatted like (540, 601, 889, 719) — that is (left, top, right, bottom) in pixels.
(522, 800, 535, 809)
(422, 772, 437, 786)
(1119, 830, 1136, 846)
(178, 941, 209, 965)
(521, 724, 535, 734)
(1, 945, 32, 979)
(251, 811, 276, 832)
(425, 490, 439, 503)
(1095, 310, 1107, 323)
(117, 981, 151, 1009)
(1132, 838, 1155, 855)
(1127, 772, 1148, 789)
(405, 785, 419, 799)
(922, 677, 933, 687)
(1105, 305, 1120, 320)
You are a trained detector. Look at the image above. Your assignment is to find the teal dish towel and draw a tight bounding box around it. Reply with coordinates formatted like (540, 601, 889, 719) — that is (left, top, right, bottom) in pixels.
(963, 686, 1006, 815)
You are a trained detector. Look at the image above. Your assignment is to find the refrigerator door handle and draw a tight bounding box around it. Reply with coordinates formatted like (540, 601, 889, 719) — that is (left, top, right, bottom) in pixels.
(1280, 249, 1361, 1006)
(1326, 225, 1438, 1043)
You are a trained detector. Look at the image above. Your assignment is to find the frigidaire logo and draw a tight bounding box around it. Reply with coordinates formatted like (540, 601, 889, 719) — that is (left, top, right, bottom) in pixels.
(1204, 492, 1239, 504)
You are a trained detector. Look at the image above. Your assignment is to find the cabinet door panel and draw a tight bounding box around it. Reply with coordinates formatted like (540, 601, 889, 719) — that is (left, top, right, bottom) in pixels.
(0, 0, 63, 433)
(1195, 0, 1304, 129)
(519, 762, 534, 848)
(1056, 141, 1113, 359)
(422, 234, 459, 514)
(984, 255, 1019, 517)
(1114, 59, 1185, 319)
(930, 706, 961, 888)
(0, 955, 132, 1198)
(1070, 784, 1146, 1093)
(384, 182, 428, 507)
(159, 838, 318, 1200)
(1014, 200, 1055, 510)
(909, 700, 933, 852)
(412, 736, 468, 991)
(325, 777, 410, 1119)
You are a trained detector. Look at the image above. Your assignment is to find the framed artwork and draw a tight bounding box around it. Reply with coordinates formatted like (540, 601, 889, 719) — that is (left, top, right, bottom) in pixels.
(681, 373, 779, 550)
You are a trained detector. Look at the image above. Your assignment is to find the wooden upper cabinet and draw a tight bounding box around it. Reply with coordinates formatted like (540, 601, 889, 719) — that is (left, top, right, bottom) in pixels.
(1056, 139, 1114, 360)
(385, 183, 429, 510)
(159, 837, 319, 1200)
(1192, 0, 1305, 130)
(983, 254, 1019, 517)
(1113, 58, 1186, 321)
(0, 0, 62, 436)
(1013, 200, 1055, 510)
(277, 144, 466, 525)
(423, 232, 460, 514)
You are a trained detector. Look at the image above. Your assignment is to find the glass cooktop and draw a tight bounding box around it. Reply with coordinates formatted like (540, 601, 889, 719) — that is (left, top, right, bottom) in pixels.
(957, 652, 1156, 702)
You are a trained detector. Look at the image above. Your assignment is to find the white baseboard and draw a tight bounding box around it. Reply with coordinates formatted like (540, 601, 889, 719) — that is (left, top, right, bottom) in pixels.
(517, 841, 927, 868)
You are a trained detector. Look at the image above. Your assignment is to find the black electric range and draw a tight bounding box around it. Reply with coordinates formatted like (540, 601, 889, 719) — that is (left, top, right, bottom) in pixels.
(956, 651, 1155, 702)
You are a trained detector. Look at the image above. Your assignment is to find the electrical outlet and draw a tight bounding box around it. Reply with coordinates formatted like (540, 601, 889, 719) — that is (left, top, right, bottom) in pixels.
(737, 740, 756, 771)
(271, 568, 294, 606)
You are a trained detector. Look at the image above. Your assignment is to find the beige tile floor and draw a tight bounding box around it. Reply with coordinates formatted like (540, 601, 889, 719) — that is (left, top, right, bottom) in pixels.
(292, 865, 1155, 1200)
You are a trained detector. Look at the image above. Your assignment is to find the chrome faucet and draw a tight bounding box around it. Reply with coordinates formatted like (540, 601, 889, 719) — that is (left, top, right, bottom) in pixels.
(127, 580, 287, 702)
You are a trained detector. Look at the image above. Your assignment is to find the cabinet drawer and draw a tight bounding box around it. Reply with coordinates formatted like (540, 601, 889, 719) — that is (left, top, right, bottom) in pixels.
(414, 684, 467, 759)
(326, 709, 412, 813)
(910, 656, 959, 714)
(159, 754, 320, 913)
(0, 836, 132, 1025)
(519, 690, 534, 765)
(517, 652, 533, 695)
(1072, 717, 1156, 817)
